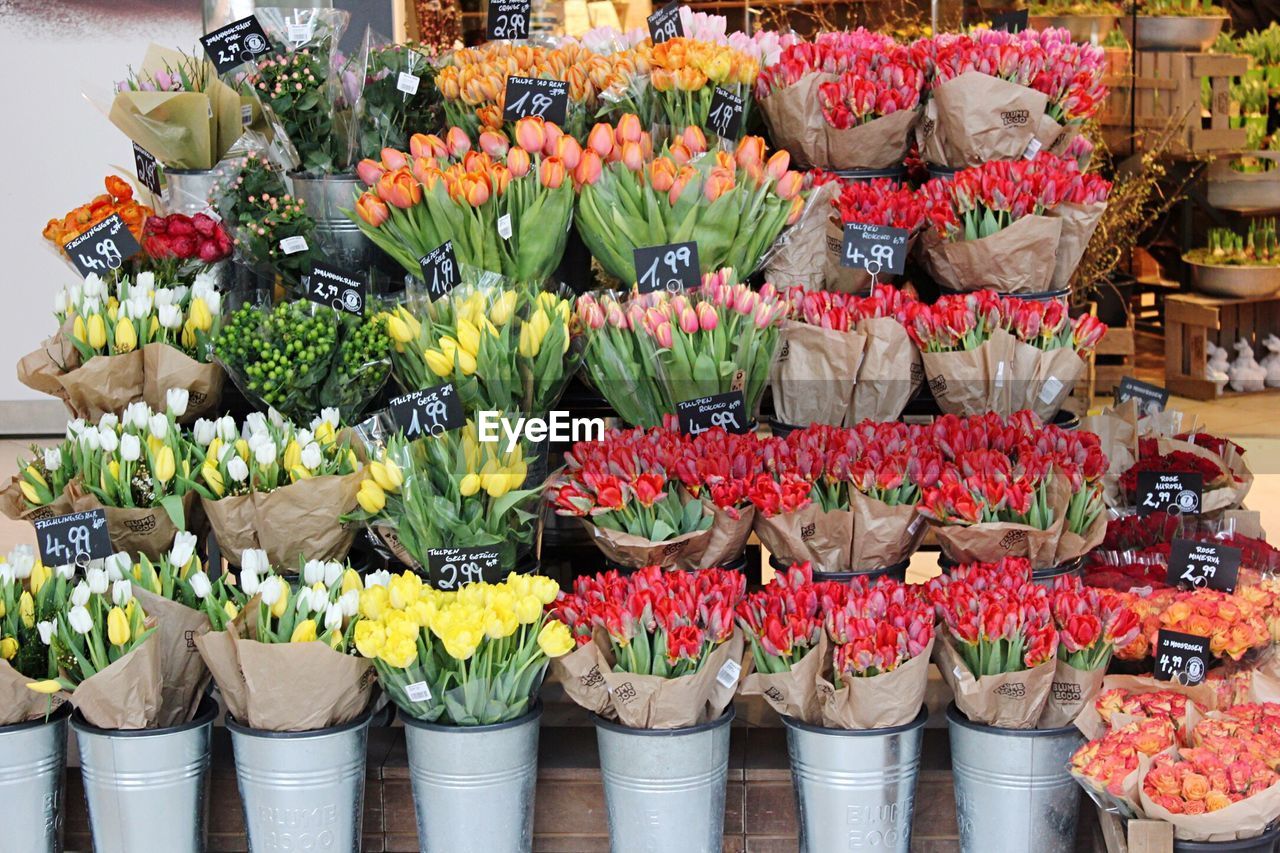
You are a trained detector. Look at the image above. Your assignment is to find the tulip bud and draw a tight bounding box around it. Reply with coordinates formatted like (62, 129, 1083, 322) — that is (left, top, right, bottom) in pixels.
(587, 122, 614, 158)
(574, 150, 603, 186)
(356, 158, 385, 186)
(616, 114, 642, 144)
(478, 130, 509, 157)
(446, 126, 471, 158)
(507, 147, 531, 178)
(513, 116, 546, 154)
(539, 156, 567, 190)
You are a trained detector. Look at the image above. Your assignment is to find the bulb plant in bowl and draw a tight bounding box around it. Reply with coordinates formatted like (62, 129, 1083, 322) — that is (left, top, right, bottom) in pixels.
(1121, 0, 1229, 51)
(1027, 0, 1123, 44)
(1183, 220, 1280, 298)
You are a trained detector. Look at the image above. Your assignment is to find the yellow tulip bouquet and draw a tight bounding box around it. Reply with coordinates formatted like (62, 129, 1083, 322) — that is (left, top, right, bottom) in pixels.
(384, 281, 581, 415)
(18, 270, 226, 423)
(0, 547, 72, 724)
(354, 570, 574, 725)
(348, 424, 540, 574)
(186, 410, 366, 568)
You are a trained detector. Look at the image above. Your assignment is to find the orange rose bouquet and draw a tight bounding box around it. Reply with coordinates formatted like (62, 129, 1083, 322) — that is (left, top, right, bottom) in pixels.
(1140, 742, 1280, 840)
(350, 119, 574, 285)
(1071, 716, 1178, 815)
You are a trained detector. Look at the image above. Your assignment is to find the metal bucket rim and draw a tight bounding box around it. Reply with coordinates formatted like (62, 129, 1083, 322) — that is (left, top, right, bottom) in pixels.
(1172, 822, 1280, 850)
(401, 699, 543, 734)
(225, 701, 376, 739)
(768, 554, 912, 576)
(945, 701, 1077, 736)
(71, 694, 218, 737)
(782, 706, 928, 737)
(591, 706, 735, 737)
(288, 170, 360, 184)
(0, 701, 72, 733)
(938, 553, 1084, 575)
(165, 167, 222, 176)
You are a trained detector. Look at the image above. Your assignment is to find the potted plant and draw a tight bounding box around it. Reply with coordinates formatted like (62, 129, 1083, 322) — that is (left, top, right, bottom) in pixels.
(1120, 0, 1230, 51)
(1183, 220, 1280, 298)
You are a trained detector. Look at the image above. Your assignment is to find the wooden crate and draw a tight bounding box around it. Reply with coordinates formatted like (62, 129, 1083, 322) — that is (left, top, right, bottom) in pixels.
(1100, 48, 1248, 157)
(1165, 291, 1280, 400)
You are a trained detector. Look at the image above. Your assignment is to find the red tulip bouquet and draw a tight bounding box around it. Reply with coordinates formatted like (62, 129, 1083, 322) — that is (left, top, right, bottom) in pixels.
(914, 27, 1108, 168)
(918, 153, 1112, 294)
(573, 116, 807, 284)
(756, 30, 924, 171)
(823, 177, 928, 293)
(550, 566, 746, 729)
(906, 290, 1107, 420)
(350, 119, 574, 285)
(671, 426, 766, 568)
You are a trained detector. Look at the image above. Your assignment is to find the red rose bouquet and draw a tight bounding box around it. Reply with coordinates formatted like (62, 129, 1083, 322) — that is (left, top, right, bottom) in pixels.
(1118, 435, 1251, 514)
(823, 178, 928, 293)
(549, 566, 746, 729)
(141, 212, 234, 276)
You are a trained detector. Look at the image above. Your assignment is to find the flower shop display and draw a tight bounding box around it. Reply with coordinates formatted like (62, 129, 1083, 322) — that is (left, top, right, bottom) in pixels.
(1071, 715, 1178, 815)
(573, 116, 807, 283)
(914, 27, 1108, 168)
(1183, 220, 1280, 298)
(355, 35, 442, 160)
(351, 120, 575, 284)
(1041, 575, 1140, 726)
(918, 152, 1113, 294)
(907, 290, 1107, 419)
(617, 37, 761, 140)
(1100, 416, 1254, 514)
(756, 30, 925, 171)
(771, 284, 922, 427)
(354, 571, 569, 852)
(574, 272, 786, 427)
(823, 176, 928, 293)
(189, 410, 365, 567)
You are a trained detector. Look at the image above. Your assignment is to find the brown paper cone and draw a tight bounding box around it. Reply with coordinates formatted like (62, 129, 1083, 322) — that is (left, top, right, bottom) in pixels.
(677, 503, 754, 571)
(920, 72, 1050, 168)
(848, 491, 925, 571)
(1080, 406, 1139, 508)
(739, 633, 829, 726)
(1138, 754, 1280, 842)
(194, 629, 250, 721)
(1028, 346, 1086, 422)
(758, 73, 829, 170)
(141, 343, 225, 423)
(1038, 659, 1108, 729)
(549, 636, 616, 717)
(69, 633, 164, 730)
(232, 635, 375, 731)
(819, 637, 933, 730)
(769, 321, 865, 427)
(930, 468, 1070, 570)
(933, 630, 1055, 728)
(764, 181, 837, 291)
(850, 316, 921, 423)
(754, 503, 855, 573)
(17, 323, 81, 404)
(826, 108, 920, 171)
(131, 588, 211, 727)
(1050, 201, 1106, 292)
(55, 350, 146, 422)
(0, 661, 70, 726)
(578, 505, 715, 570)
(602, 630, 745, 729)
(922, 331, 1017, 418)
(0, 474, 74, 523)
(923, 215, 1062, 295)
(69, 487, 195, 561)
(1053, 506, 1107, 566)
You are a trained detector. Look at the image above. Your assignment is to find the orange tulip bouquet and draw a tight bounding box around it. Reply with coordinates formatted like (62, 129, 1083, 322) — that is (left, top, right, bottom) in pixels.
(350, 119, 574, 286)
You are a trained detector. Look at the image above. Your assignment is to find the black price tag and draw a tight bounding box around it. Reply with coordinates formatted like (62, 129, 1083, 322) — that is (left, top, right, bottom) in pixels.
(426, 547, 504, 590)
(648, 1, 684, 43)
(706, 87, 744, 140)
(841, 223, 910, 275)
(991, 9, 1029, 32)
(1168, 539, 1242, 593)
(1137, 471, 1203, 517)
(200, 15, 275, 74)
(34, 509, 112, 568)
(63, 213, 142, 279)
(302, 262, 365, 316)
(1154, 629, 1210, 686)
(676, 391, 749, 436)
(389, 383, 466, 438)
(487, 0, 531, 41)
(502, 76, 569, 126)
(133, 143, 161, 196)
(634, 242, 699, 294)
(419, 241, 459, 301)
(1116, 376, 1169, 415)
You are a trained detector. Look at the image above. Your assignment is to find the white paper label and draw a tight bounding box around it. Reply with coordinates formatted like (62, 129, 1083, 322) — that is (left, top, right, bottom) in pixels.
(1023, 138, 1043, 159)
(1038, 376, 1065, 404)
(241, 103, 253, 126)
(397, 72, 421, 95)
(715, 658, 741, 689)
(497, 213, 513, 240)
(200, 206, 222, 222)
(279, 235, 309, 255)
(287, 21, 314, 44)
(405, 681, 432, 702)
(994, 361, 1007, 390)
(907, 515, 923, 535)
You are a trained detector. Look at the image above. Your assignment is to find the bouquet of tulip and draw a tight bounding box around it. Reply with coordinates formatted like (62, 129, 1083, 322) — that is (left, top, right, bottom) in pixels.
(0, 547, 72, 723)
(756, 30, 924, 170)
(383, 281, 582, 415)
(104, 44, 245, 171)
(346, 424, 539, 574)
(575, 272, 786, 427)
(214, 295, 391, 422)
(823, 178, 928, 292)
(42, 176, 153, 268)
(907, 290, 1107, 420)
(356, 571, 571, 725)
(1072, 716, 1179, 816)
(670, 426, 764, 567)
(355, 36, 442, 159)
(928, 558, 1060, 727)
(189, 409, 365, 568)
(351, 120, 575, 284)
(919, 153, 1113, 294)
(574, 116, 807, 283)
(195, 549, 374, 731)
(3, 444, 76, 523)
(772, 284, 922, 426)
(550, 566, 746, 728)
(914, 27, 1108, 168)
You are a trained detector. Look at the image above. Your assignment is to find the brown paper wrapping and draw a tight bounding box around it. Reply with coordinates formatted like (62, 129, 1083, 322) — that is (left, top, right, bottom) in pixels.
(819, 637, 933, 730)
(550, 634, 615, 717)
(201, 470, 363, 567)
(676, 503, 754, 571)
(1151, 437, 1251, 514)
(759, 73, 827, 171)
(0, 661, 69, 726)
(921, 329, 1018, 417)
(848, 491, 925, 571)
(16, 322, 81, 405)
(192, 629, 250, 720)
(58, 351, 147, 423)
(1053, 505, 1108, 566)
(929, 469, 1069, 570)
(769, 321, 865, 427)
(934, 629, 1055, 729)
(601, 631, 745, 729)
(921, 215, 1062, 295)
(850, 316, 922, 424)
(1080, 406, 1140, 508)
(1038, 659, 1108, 729)
(1025, 345, 1087, 422)
(754, 503, 855, 573)
(70, 632, 164, 730)
(69, 486, 195, 561)
(918, 72, 1050, 168)
(140, 343, 225, 424)
(132, 588, 211, 727)
(1074, 674, 1219, 741)
(1049, 201, 1106, 292)
(739, 633, 829, 726)
(826, 108, 920, 171)
(763, 180, 837, 291)
(578, 498, 715, 571)
(1137, 754, 1280, 842)
(0, 474, 74, 523)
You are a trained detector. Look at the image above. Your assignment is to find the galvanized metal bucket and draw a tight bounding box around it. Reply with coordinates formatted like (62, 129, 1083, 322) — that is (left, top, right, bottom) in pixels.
(946, 703, 1084, 853)
(71, 696, 216, 853)
(783, 709, 927, 853)
(402, 702, 542, 853)
(0, 703, 70, 853)
(226, 705, 374, 853)
(288, 173, 379, 270)
(1173, 823, 1280, 852)
(163, 168, 222, 216)
(593, 708, 735, 853)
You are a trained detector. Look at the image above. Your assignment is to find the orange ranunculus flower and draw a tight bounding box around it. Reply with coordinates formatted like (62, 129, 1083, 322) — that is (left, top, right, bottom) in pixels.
(104, 175, 134, 202)
(376, 168, 423, 209)
(355, 192, 390, 227)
